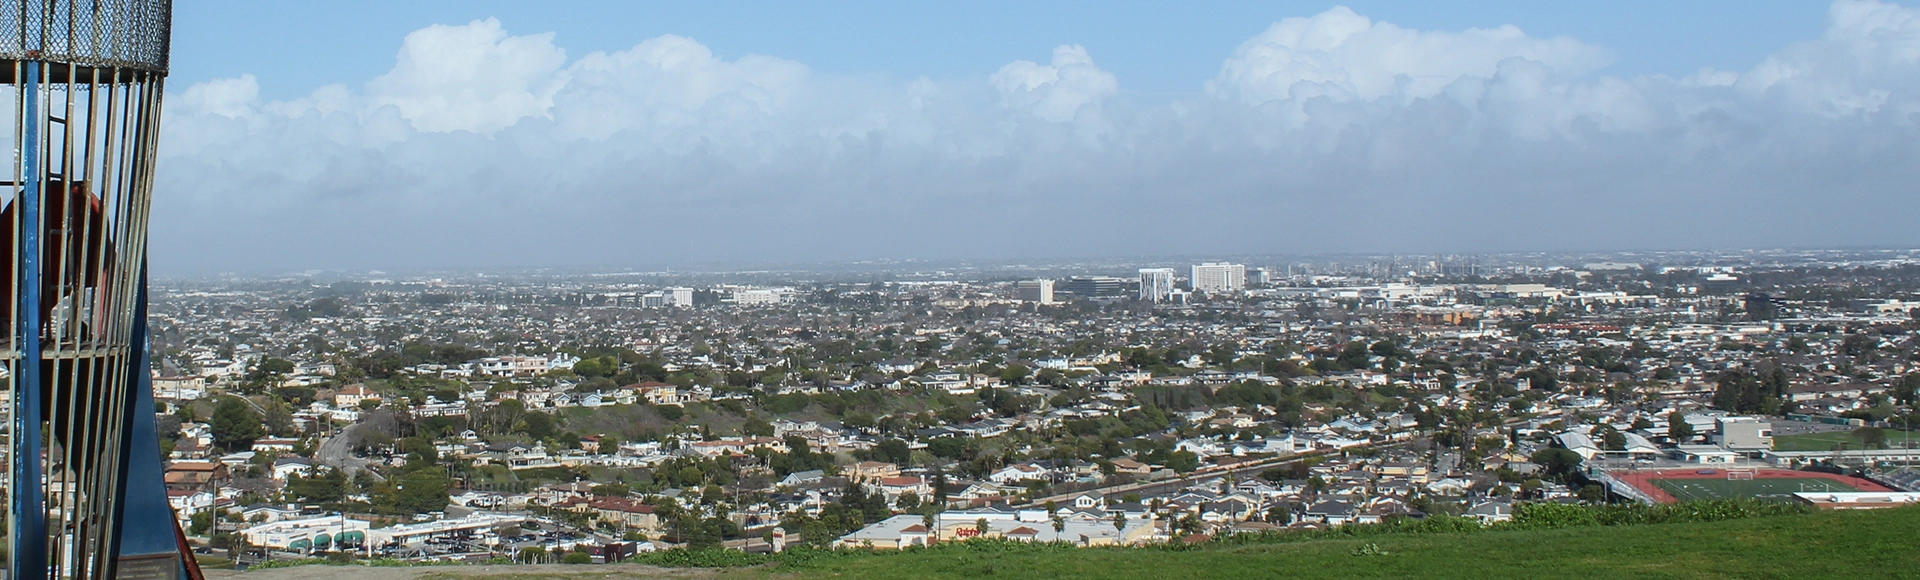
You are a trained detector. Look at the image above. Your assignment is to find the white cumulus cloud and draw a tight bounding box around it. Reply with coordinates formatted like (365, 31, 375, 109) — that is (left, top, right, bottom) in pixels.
(991, 45, 1120, 121)
(1209, 6, 1611, 104)
(364, 18, 570, 133)
(148, 2, 1920, 273)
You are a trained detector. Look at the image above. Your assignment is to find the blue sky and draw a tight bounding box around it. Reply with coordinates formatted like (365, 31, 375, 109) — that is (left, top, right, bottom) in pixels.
(175, 1, 1838, 102)
(154, 1, 1920, 273)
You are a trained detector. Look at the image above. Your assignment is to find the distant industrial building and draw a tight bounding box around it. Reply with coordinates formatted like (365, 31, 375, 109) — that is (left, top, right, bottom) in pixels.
(1139, 269, 1177, 302)
(1015, 280, 1056, 304)
(1190, 262, 1246, 293)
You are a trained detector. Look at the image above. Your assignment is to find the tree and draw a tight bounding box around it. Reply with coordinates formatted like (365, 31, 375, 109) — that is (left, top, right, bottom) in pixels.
(1266, 504, 1291, 524)
(1667, 412, 1695, 443)
(1000, 364, 1032, 385)
(1167, 450, 1200, 473)
(1336, 341, 1371, 370)
(208, 397, 264, 452)
(1530, 448, 1584, 481)
(1112, 512, 1127, 532)
(394, 470, 450, 513)
(244, 358, 296, 393)
(517, 546, 548, 564)
(743, 416, 775, 437)
(519, 411, 555, 440)
(287, 470, 347, 503)
(1712, 370, 1780, 415)
(975, 517, 991, 537)
(1896, 374, 1920, 406)
(930, 468, 949, 506)
(1577, 484, 1607, 503)
(1842, 333, 1877, 358)
(876, 439, 911, 465)
(1855, 426, 1888, 449)
(1599, 425, 1627, 451)
(928, 437, 966, 459)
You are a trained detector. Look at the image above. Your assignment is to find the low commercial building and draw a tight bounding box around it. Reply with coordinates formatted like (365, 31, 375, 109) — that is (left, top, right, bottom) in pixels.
(240, 516, 371, 553)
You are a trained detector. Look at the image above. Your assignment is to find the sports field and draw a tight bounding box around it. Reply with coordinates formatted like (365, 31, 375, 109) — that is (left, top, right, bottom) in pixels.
(1653, 477, 1859, 502)
(1771, 429, 1919, 451)
(1612, 468, 1896, 503)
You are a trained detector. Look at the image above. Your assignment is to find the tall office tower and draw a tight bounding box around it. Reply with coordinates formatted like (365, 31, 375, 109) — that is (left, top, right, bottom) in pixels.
(1062, 276, 1127, 298)
(667, 287, 694, 307)
(1138, 268, 1176, 302)
(0, 2, 192, 579)
(1015, 279, 1055, 304)
(1190, 262, 1247, 293)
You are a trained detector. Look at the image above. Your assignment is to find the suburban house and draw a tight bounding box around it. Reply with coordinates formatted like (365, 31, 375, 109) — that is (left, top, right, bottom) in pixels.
(988, 463, 1052, 485)
(164, 462, 231, 492)
(333, 386, 381, 408)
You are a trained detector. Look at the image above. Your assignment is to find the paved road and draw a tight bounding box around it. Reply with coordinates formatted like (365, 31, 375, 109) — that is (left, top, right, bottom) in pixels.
(315, 423, 381, 481)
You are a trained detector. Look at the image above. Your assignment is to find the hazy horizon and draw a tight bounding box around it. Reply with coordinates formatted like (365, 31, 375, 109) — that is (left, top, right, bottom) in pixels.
(152, 1, 1920, 275)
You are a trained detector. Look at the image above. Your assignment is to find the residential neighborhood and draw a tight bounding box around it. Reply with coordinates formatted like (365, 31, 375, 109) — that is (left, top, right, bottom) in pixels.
(150, 250, 1920, 564)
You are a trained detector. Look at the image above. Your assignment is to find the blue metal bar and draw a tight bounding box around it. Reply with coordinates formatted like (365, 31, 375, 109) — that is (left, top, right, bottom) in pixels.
(112, 264, 179, 575)
(11, 58, 47, 580)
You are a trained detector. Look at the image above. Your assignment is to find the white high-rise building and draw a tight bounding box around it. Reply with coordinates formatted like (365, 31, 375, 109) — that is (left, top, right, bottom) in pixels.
(667, 287, 695, 307)
(1190, 262, 1246, 294)
(1015, 279, 1056, 304)
(1139, 268, 1176, 302)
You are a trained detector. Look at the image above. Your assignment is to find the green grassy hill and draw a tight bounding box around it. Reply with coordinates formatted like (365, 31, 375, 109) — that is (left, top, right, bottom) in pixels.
(719, 506, 1920, 580)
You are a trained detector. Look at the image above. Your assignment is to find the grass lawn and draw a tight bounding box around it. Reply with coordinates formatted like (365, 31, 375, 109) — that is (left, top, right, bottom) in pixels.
(1652, 477, 1858, 502)
(717, 508, 1920, 580)
(417, 507, 1920, 580)
(1772, 429, 1919, 451)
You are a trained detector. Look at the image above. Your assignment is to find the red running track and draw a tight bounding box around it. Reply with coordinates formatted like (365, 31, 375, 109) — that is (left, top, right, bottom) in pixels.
(1610, 468, 1895, 503)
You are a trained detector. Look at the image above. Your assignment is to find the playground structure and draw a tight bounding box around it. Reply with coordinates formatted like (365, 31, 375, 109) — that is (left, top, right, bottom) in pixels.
(0, 1, 186, 579)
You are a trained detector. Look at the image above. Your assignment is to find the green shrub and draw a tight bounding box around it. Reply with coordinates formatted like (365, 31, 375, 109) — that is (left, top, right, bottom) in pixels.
(631, 548, 774, 568)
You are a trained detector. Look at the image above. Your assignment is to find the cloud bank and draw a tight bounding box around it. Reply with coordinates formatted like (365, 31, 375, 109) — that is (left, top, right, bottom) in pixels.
(156, 1, 1920, 273)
